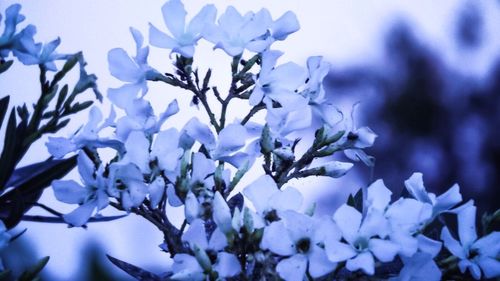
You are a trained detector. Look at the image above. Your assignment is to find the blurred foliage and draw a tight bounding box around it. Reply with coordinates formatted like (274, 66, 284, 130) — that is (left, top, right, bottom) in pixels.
(322, 2, 499, 214)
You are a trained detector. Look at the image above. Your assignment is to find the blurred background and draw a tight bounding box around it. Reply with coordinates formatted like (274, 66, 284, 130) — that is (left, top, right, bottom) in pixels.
(0, 0, 499, 280)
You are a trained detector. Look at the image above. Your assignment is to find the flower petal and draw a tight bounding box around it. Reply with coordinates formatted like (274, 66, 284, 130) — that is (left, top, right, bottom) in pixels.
(369, 238, 399, 262)
(242, 175, 278, 213)
(183, 117, 216, 150)
(434, 183, 462, 214)
(261, 221, 295, 256)
(63, 200, 97, 227)
(161, 0, 186, 39)
(476, 256, 500, 279)
(276, 254, 307, 281)
(417, 234, 442, 258)
(187, 4, 217, 35)
(182, 219, 208, 250)
(404, 172, 432, 204)
(269, 186, 303, 212)
(457, 204, 478, 247)
(52, 180, 87, 204)
(214, 123, 247, 158)
(271, 11, 300, 40)
(214, 252, 241, 278)
(440, 226, 466, 259)
(107, 83, 142, 110)
(366, 179, 392, 212)
(149, 23, 178, 49)
(324, 238, 356, 262)
(333, 204, 361, 245)
(212, 192, 233, 234)
(108, 48, 142, 82)
(308, 245, 337, 278)
(346, 251, 375, 275)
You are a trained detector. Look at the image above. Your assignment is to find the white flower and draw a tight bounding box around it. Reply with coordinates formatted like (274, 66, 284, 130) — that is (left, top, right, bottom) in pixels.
(52, 151, 109, 226)
(172, 218, 241, 279)
(250, 50, 307, 110)
(0, 4, 25, 57)
(46, 106, 119, 158)
(366, 179, 434, 258)
(405, 172, 462, 217)
(242, 175, 302, 226)
(108, 28, 159, 110)
(203, 7, 271, 57)
(389, 252, 442, 281)
(149, 0, 216, 58)
(115, 98, 179, 141)
(182, 117, 254, 168)
(441, 203, 500, 280)
(325, 204, 399, 275)
(121, 128, 183, 175)
(342, 126, 377, 166)
(13, 33, 65, 71)
(107, 162, 148, 210)
(261, 210, 339, 280)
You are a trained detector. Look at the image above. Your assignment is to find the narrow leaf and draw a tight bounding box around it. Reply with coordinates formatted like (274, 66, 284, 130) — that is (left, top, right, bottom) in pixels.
(0, 109, 19, 190)
(0, 60, 14, 74)
(107, 255, 161, 281)
(0, 156, 77, 229)
(19, 256, 50, 281)
(0, 95, 10, 129)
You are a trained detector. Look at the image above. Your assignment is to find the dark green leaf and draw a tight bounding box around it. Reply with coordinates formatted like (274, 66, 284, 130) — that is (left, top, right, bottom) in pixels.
(41, 110, 56, 119)
(0, 60, 14, 74)
(0, 109, 20, 190)
(16, 104, 29, 123)
(5, 157, 76, 189)
(227, 193, 244, 214)
(19, 256, 50, 281)
(9, 228, 27, 243)
(107, 255, 161, 281)
(347, 188, 363, 212)
(51, 119, 71, 133)
(0, 95, 9, 130)
(69, 100, 93, 113)
(40, 85, 59, 109)
(21, 214, 128, 225)
(56, 84, 69, 110)
(202, 68, 211, 90)
(51, 54, 79, 87)
(0, 156, 77, 229)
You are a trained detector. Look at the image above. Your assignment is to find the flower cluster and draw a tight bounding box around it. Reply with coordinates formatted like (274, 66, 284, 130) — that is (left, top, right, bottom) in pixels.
(0, 4, 69, 71)
(2, 0, 494, 280)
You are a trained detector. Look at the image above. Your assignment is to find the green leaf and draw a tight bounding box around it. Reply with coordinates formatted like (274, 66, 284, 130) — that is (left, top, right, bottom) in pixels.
(56, 84, 69, 110)
(227, 193, 244, 213)
(69, 100, 93, 114)
(106, 255, 161, 281)
(347, 188, 363, 213)
(228, 161, 250, 192)
(0, 95, 10, 130)
(9, 228, 27, 243)
(0, 156, 77, 229)
(0, 109, 20, 190)
(51, 54, 79, 87)
(260, 124, 274, 154)
(202, 68, 211, 91)
(0, 60, 14, 74)
(19, 256, 49, 281)
(21, 214, 127, 225)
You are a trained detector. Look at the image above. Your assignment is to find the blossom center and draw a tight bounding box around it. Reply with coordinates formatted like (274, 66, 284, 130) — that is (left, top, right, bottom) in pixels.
(296, 238, 311, 254)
